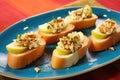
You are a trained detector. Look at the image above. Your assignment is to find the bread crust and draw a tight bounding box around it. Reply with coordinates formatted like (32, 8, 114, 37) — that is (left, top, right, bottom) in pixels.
(7, 38, 46, 69)
(65, 14, 98, 30)
(89, 26, 120, 52)
(51, 36, 88, 69)
(38, 24, 74, 44)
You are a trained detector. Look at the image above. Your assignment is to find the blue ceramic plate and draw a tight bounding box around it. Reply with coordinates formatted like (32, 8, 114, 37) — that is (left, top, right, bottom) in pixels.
(0, 7, 120, 79)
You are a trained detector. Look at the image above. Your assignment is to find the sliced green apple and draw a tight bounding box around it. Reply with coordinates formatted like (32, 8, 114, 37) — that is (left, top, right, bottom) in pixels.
(6, 42, 28, 54)
(92, 30, 108, 39)
(56, 46, 71, 55)
(83, 5, 92, 17)
(39, 23, 53, 33)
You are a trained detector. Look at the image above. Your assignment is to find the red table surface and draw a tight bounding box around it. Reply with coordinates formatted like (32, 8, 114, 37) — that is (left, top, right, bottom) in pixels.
(0, 0, 76, 32)
(0, 0, 120, 80)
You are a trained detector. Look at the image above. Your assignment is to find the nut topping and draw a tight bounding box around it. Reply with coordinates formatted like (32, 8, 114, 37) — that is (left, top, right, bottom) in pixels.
(58, 32, 84, 52)
(98, 19, 116, 35)
(47, 17, 66, 33)
(68, 5, 92, 20)
(15, 31, 41, 49)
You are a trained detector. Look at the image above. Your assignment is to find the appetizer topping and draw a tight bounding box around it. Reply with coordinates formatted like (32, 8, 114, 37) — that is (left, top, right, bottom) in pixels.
(69, 8, 83, 20)
(15, 31, 41, 49)
(48, 17, 66, 33)
(108, 47, 115, 51)
(34, 67, 40, 72)
(83, 5, 92, 18)
(92, 19, 117, 39)
(98, 19, 116, 35)
(39, 17, 67, 34)
(68, 5, 92, 20)
(57, 32, 84, 53)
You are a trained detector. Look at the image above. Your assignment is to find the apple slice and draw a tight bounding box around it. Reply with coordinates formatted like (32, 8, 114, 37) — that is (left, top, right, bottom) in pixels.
(6, 42, 28, 54)
(83, 5, 92, 18)
(39, 23, 53, 33)
(56, 46, 71, 55)
(92, 30, 109, 39)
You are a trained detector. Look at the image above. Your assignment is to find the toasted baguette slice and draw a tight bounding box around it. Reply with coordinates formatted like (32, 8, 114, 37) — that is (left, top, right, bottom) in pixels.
(7, 38, 46, 69)
(38, 24, 74, 44)
(64, 14, 98, 30)
(89, 26, 120, 52)
(51, 36, 88, 69)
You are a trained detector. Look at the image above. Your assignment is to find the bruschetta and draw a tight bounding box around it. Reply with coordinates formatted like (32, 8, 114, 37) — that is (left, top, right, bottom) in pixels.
(38, 17, 75, 44)
(64, 5, 98, 30)
(51, 32, 88, 69)
(89, 19, 120, 52)
(6, 31, 46, 69)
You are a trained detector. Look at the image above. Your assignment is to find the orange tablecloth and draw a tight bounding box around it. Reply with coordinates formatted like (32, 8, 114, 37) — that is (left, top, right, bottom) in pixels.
(97, 0, 120, 12)
(0, 0, 76, 32)
(0, 0, 120, 80)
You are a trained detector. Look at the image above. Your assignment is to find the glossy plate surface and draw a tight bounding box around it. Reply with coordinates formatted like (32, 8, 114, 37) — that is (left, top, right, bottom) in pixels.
(0, 7, 120, 79)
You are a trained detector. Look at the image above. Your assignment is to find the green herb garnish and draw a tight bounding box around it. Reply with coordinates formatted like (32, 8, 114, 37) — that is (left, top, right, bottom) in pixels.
(17, 34, 22, 39)
(52, 16, 57, 22)
(47, 25, 51, 29)
(66, 35, 70, 39)
(72, 36, 77, 44)
(110, 18, 115, 21)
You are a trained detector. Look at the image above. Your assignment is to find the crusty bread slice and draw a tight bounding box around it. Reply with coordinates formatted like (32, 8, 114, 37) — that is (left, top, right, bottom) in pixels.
(7, 38, 46, 69)
(64, 14, 98, 30)
(51, 36, 88, 69)
(89, 26, 120, 52)
(38, 24, 74, 44)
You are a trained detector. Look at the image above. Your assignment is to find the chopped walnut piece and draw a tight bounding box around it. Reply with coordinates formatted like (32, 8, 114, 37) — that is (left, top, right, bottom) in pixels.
(57, 16, 63, 21)
(47, 17, 66, 33)
(58, 32, 84, 52)
(70, 8, 83, 16)
(68, 5, 92, 20)
(15, 31, 41, 49)
(99, 19, 116, 35)
(34, 67, 40, 72)
(69, 8, 84, 20)
(109, 47, 115, 51)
